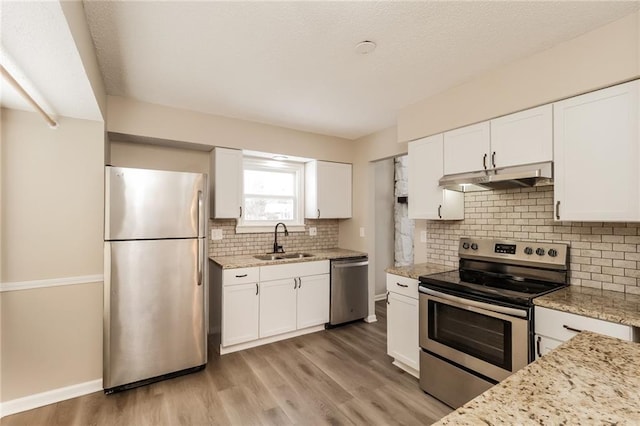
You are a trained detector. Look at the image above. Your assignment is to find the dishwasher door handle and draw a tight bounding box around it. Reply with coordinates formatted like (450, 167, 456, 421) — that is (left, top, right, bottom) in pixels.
(332, 260, 369, 268)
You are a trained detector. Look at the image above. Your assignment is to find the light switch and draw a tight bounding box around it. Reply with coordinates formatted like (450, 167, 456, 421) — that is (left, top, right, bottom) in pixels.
(359, 227, 365, 237)
(211, 229, 223, 240)
(420, 230, 427, 243)
(309, 227, 317, 236)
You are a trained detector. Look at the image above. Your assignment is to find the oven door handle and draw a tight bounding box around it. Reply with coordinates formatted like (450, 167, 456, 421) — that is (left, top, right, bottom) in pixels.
(419, 287, 528, 318)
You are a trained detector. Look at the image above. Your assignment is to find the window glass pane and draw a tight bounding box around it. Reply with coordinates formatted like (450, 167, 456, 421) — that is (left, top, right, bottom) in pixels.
(244, 197, 294, 221)
(244, 170, 294, 196)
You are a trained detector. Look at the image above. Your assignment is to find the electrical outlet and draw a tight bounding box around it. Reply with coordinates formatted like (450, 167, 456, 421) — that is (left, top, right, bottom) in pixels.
(420, 230, 427, 243)
(359, 227, 365, 237)
(211, 229, 223, 240)
(309, 226, 317, 236)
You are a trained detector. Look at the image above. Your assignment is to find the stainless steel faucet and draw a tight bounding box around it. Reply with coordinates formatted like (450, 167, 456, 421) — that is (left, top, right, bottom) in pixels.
(273, 222, 289, 253)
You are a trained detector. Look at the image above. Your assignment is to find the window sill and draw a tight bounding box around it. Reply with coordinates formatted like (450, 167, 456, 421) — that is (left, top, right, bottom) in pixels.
(235, 225, 307, 234)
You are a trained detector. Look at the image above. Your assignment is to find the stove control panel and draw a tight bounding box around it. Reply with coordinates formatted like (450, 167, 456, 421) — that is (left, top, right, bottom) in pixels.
(459, 237, 569, 269)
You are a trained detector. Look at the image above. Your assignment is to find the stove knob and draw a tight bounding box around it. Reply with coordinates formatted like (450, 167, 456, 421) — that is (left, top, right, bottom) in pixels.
(524, 247, 533, 255)
(548, 248, 558, 257)
(462, 242, 470, 249)
(536, 248, 545, 256)
(471, 243, 478, 250)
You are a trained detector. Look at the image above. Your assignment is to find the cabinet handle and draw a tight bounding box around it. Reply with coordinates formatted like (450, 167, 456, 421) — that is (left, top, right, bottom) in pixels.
(294, 278, 297, 289)
(438, 205, 442, 219)
(386, 291, 390, 305)
(256, 283, 259, 295)
(563, 324, 582, 334)
(317, 209, 320, 219)
(491, 151, 496, 168)
(298, 277, 302, 289)
(536, 336, 542, 357)
(235, 274, 248, 278)
(555, 201, 560, 220)
(482, 153, 487, 170)
(239, 206, 243, 218)
(396, 282, 408, 288)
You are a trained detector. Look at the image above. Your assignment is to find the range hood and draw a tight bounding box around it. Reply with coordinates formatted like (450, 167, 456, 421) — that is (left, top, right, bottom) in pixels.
(439, 161, 553, 191)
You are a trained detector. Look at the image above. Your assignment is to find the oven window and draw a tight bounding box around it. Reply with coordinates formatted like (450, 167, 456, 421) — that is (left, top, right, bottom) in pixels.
(428, 300, 512, 370)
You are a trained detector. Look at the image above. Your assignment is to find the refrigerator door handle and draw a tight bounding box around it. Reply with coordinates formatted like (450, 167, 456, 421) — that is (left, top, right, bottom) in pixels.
(197, 239, 203, 286)
(197, 190, 205, 237)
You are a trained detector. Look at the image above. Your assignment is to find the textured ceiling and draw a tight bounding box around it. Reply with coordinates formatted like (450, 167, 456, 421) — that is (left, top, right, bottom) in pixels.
(0, 1, 102, 122)
(22, 1, 639, 139)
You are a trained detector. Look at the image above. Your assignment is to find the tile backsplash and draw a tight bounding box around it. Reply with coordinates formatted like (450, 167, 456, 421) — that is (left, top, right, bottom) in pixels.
(420, 185, 640, 295)
(208, 219, 338, 257)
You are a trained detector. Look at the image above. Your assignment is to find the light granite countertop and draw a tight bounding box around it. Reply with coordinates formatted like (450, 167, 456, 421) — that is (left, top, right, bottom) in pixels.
(209, 248, 366, 269)
(385, 262, 453, 280)
(534, 285, 640, 328)
(434, 331, 640, 425)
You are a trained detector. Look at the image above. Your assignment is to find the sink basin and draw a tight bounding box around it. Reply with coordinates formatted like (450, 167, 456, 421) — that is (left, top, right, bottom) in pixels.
(279, 252, 314, 259)
(253, 252, 314, 261)
(253, 254, 282, 261)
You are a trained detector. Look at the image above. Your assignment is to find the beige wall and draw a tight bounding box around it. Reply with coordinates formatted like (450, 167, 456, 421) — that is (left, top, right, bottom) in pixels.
(107, 96, 354, 163)
(1, 110, 104, 281)
(397, 11, 640, 142)
(1, 282, 103, 401)
(1, 109, 104, 402)
(109, 140, 210, 175)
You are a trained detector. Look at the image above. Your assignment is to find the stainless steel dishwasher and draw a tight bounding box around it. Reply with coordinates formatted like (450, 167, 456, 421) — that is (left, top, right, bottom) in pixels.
(329, 256, 369, 326)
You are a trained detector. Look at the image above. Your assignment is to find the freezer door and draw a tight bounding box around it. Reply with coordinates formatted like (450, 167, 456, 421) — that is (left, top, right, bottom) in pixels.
(104, 239, 206, 390)
(105, 166, 207, 240)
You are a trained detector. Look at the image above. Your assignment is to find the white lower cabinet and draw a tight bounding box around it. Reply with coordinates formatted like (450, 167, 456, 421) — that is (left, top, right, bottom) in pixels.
(297, 274, 330, 329)
(222, 282, 259, 346)
(259, 278, 297, 338)
(534, 306, 633, 360)
(386, 273, 420, 377)
(220, 261, 329, 353)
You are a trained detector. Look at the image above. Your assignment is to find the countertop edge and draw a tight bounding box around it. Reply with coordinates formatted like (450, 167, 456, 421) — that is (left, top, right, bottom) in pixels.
(209, 249, 367, 269)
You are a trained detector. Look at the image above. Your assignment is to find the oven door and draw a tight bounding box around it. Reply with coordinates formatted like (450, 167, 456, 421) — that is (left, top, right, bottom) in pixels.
(419, 288, 529, 382)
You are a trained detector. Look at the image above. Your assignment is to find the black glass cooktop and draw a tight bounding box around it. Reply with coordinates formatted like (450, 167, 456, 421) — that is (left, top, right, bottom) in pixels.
(419, 269, 567, 308)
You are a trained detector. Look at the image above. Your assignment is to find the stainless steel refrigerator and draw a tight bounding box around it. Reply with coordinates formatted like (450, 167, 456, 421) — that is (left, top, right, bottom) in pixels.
(103, 166, 207, 393)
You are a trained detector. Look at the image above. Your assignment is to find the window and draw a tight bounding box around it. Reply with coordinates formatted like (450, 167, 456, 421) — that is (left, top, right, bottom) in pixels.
(238, 157, 304, 230)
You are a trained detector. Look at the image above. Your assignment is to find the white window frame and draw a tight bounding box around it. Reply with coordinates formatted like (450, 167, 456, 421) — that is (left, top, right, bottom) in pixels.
(236, 156, 306, 233)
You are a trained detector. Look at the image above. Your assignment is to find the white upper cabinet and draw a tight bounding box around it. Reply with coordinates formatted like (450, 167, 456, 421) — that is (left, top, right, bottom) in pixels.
(409, 134, 464, 220)
(210, 147, 243, 219)
(305, 161, 352, 219)
(553, 80, 639, 221)
(490, 104, 553, 168)
(443, 122, 490, 175)
(443, 105, 552, 175)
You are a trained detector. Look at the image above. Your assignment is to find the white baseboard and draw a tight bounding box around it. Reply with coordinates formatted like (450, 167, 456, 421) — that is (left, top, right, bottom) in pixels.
(364, 314, 377, 323)
(1, 379, 102, 418)
(374, 293, 387, 301)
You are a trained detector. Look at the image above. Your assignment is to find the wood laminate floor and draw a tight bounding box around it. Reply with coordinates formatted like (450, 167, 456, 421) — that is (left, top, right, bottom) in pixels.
(3, 301, 452, 426)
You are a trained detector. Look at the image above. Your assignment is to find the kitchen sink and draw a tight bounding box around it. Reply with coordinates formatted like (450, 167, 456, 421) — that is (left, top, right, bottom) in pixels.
(253, 252, 314, 261)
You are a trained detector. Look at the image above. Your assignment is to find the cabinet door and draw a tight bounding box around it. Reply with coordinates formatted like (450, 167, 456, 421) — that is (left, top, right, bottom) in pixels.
(535, 335, 563, 360)
(259, 278, 297, 338)
(211, 147, 243, 219)
(222, 283, 259, 346)
(490, 104, 552, 168)
(297, 274, 330, 329)
(443, 121, 490, 174)
(307, 161, 352, 219)
(387, 292, 419, 372)
(554, 80, 639, 221)
(408, 135, 464, 220)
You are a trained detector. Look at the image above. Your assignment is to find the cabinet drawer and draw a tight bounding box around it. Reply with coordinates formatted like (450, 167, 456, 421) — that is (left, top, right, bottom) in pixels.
(260, 260, 329, 282)
(386, 274, 418, 299)
(535, 306, 632, 342)
(223, 267, 259, 286)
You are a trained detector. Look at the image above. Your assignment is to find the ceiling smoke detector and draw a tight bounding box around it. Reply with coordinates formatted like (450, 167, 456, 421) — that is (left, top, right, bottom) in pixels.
(355, 40, 376, 55)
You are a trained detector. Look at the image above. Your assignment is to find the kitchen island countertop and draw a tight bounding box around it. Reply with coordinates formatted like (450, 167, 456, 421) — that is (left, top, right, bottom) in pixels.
(210, 248, 366, 269)
(434, 331, 640, 425)
(534, 285, 640, 328)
